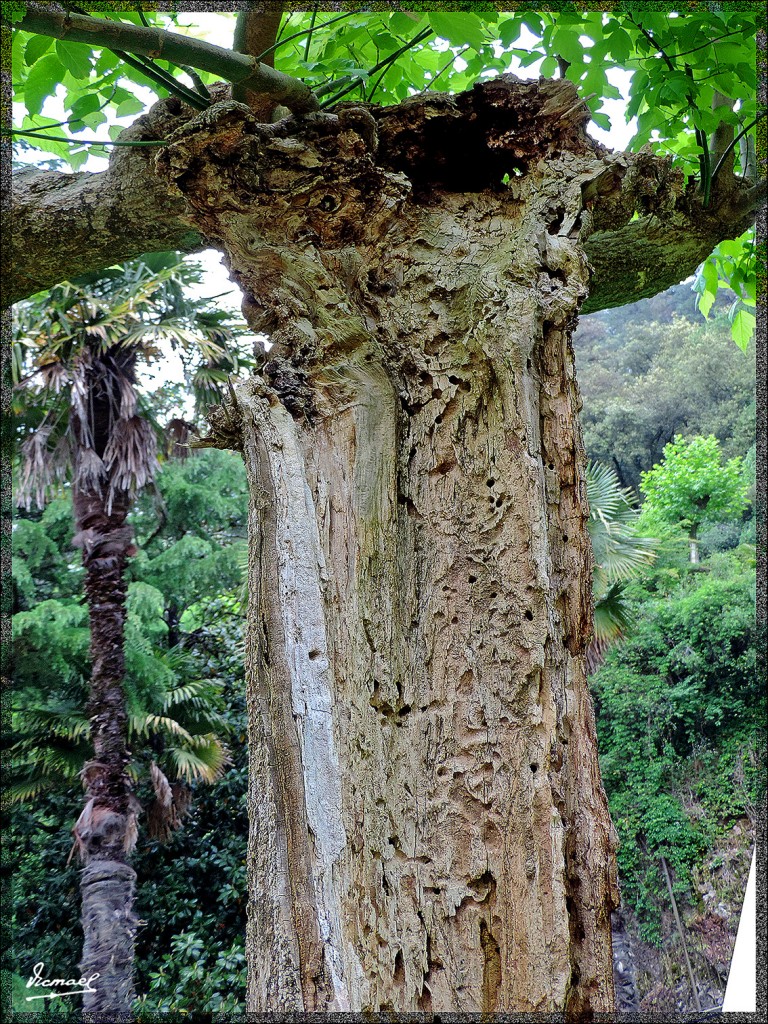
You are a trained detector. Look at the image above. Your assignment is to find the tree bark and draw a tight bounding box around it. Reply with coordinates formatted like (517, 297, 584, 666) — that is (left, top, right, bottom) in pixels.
(689, 522, 700, 564)
(160, 78, 626, 1013)
(6, 100, 203, 307)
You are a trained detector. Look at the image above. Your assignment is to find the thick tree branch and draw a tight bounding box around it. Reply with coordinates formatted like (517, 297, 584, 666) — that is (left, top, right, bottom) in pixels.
(581, 185, 762, 313)
(6, 101, 202, 307)
(709, 91, 735, 178)
(14, 4, 317, 113)
(232, 5, 285, 117)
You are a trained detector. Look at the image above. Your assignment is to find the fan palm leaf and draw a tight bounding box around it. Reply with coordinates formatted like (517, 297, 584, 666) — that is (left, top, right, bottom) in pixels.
(586, 461, 657, 660)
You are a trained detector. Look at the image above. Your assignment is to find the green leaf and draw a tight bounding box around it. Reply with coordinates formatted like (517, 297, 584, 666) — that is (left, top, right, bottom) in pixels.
(428, 12, 487, 51)
(389, 11, 425, 35)
(55, 40, 92, 80)
(698, 289, 715, 318)
(498, 17, 521, 48)
(591, 111, 612, 131)
(24, 53, 67, 117)
(95, 50, 121, 74)
(522, 13, 544, 37)
(717, 239, 746, 260)
(24, 34, 54, 66)
(68, 148, 89, 172)
(605, 26, 633, 64)
(550, 28, 583, 67)
(116, 95, 146, 117)
(730, 309, 755, 352)
(702, 259, 718, 297)
(514, 48, 543, 69)
(71, 111, 107, 133)
(68, 93, 101, 119)
(626, 71, 649, 119)
(540, 55, 558, 78)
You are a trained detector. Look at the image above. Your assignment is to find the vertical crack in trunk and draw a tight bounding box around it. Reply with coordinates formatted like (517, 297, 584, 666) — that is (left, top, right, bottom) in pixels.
(480, 918, 502, 1013)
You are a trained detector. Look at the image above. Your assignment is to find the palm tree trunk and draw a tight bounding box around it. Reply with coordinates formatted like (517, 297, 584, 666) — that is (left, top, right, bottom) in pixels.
(73, 479, 139, 1017)
(71, 352, 141, 1018)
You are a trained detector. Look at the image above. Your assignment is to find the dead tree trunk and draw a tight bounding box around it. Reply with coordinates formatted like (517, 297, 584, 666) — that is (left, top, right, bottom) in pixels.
(157, 77, 635, 1013)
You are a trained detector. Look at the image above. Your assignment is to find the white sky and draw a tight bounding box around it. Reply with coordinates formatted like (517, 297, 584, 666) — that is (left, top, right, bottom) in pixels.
(13, 12, 637, 405)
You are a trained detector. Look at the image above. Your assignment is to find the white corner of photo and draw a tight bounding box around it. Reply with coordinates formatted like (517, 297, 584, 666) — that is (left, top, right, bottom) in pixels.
(721, 849, 757, 1013)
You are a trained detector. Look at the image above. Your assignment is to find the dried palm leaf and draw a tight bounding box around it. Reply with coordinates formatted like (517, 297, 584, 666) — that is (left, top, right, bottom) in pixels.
(73, 445, 106, 495)
(124, 805, 139, 856)
(16, 426, 54, 510)
(118, 372, 138, 420)
(147, 761, 180, 842)
(51, 432, 73, 482)
(171, 782, 193, 821)
(69, 363, 94, 450)
(38, 360, 69, 394)
(103, 415, 159, 514)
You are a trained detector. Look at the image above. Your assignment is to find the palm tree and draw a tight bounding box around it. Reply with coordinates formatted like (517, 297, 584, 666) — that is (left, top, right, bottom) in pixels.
(586, 461, 658, 674)
(12, 253, 247, 1015)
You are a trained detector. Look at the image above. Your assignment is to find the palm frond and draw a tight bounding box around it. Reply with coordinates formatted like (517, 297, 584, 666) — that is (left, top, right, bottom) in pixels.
(167, 736, 231, 783)
(147, 760, 179, 842)
(73, 445, 106, 495)
(4, 775, 59, 804)
(162, 679, 211, 712)
(143, 715, 195, 743)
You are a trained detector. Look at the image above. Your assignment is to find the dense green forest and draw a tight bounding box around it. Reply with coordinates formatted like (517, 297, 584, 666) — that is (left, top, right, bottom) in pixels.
(6, 278, 758, 1015)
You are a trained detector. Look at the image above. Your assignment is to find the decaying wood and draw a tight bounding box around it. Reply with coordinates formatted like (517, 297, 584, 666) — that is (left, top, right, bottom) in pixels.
(157, 76, 629, 1013)
(8, 73, 762, 310)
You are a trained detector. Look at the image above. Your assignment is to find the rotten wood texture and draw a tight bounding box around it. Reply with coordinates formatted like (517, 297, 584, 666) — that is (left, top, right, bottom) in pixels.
(161, 76, 626, 1013)
(9, 74, 762, 311)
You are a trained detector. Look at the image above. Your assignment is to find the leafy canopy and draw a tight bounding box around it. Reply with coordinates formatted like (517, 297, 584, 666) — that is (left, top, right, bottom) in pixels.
(9, 9, 759, 166)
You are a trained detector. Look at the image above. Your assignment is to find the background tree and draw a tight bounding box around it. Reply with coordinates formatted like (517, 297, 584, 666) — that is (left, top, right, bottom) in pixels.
(5, 6, 762, 1016)
(7, 451, 252, 1014)
(639, 435, 749, 564)
(12, 254, 247, 1013)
